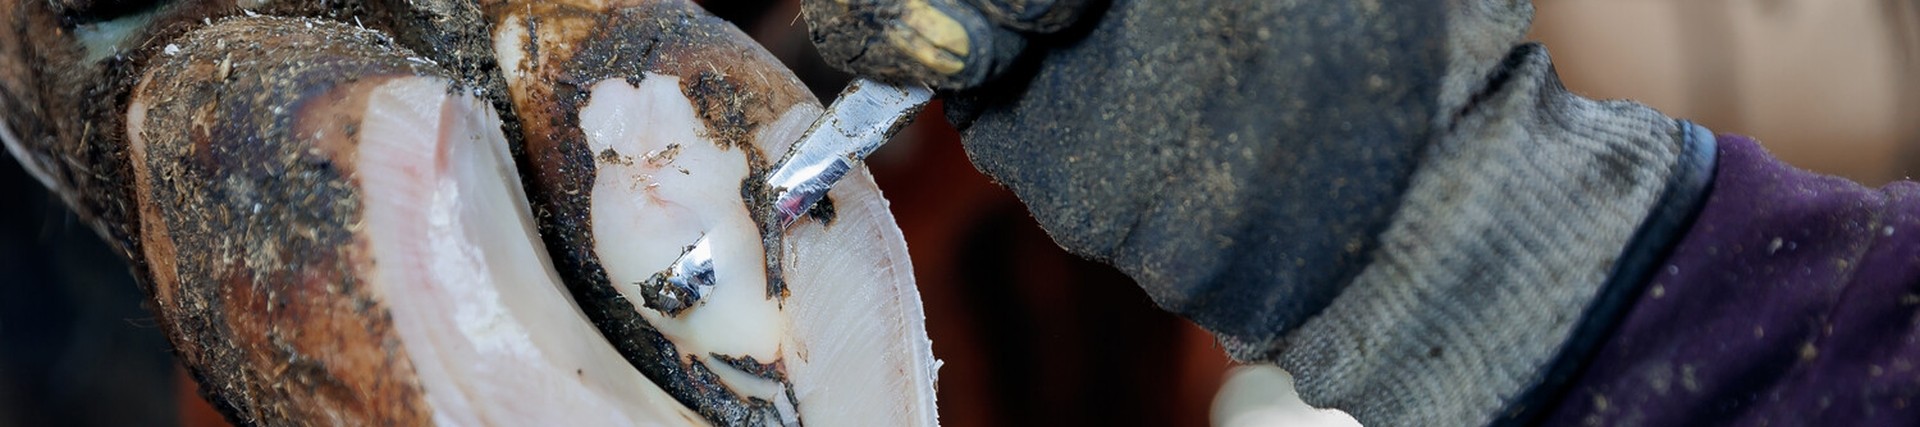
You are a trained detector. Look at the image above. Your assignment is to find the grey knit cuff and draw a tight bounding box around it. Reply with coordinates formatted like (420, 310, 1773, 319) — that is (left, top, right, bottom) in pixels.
(1485, 119, 1716, 426)
(1253, 44, 1702, 426)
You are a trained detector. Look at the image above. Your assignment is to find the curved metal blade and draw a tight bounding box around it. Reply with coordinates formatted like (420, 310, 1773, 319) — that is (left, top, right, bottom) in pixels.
(637, 78, 933, 315)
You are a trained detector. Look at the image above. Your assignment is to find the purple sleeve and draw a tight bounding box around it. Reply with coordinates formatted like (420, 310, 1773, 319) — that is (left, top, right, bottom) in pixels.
(1540, 135, 1920, 425)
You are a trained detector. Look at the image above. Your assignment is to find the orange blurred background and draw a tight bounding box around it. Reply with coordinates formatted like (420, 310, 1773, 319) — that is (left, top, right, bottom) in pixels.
(1534, 0, 1920, 184)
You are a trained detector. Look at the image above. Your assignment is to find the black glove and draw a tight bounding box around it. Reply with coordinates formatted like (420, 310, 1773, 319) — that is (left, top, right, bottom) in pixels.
(806, 0, 1448, 361)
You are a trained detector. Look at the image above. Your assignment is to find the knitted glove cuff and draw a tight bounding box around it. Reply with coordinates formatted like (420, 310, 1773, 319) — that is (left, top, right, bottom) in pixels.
(1252, 44, 1715, 426)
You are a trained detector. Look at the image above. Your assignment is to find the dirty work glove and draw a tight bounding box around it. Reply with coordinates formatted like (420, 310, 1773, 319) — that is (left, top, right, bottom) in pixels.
(805, 1, 1718, 426)
(802, 0, 1095, 89)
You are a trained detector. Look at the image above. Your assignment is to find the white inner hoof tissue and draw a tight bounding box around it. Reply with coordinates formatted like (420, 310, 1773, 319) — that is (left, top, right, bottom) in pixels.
(579, 73, 938, 426)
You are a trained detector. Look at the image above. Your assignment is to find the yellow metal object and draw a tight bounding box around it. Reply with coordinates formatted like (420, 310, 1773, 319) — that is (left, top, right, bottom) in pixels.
(889, 0, 970, 75)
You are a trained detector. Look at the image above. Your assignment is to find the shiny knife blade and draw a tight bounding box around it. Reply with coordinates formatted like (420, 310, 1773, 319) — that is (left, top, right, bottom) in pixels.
(637, 78, 933, 315)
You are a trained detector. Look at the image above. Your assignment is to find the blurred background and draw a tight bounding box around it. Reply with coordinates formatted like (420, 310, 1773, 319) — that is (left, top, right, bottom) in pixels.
(1, 0, 1914, 426)
(1534, 0, 1920, 186)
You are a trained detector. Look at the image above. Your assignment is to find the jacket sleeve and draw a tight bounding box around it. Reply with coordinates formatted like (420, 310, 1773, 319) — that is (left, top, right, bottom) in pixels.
(1538, 134, 1920, 426)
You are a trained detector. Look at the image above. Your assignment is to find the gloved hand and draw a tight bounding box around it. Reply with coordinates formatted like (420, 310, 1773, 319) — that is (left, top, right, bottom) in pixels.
(807, 0, 1448, 354)
(804, 1, 1718, 426)
(807, 0, 1470, 357)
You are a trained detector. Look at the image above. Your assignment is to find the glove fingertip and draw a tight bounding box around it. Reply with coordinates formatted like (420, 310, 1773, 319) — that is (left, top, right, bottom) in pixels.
(803, 0, 1024, 90)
